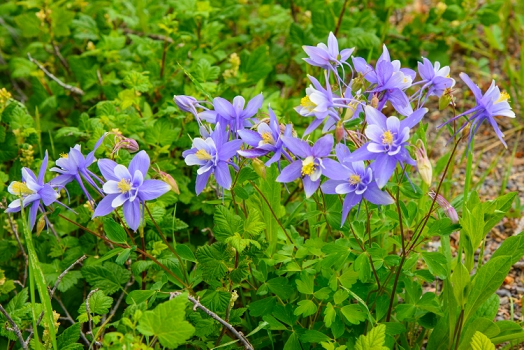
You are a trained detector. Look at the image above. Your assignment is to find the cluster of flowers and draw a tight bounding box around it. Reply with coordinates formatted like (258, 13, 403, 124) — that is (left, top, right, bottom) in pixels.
(176, 32, 515, 226)
(5, 33, 515, 231)
(6, 133, 172, 231)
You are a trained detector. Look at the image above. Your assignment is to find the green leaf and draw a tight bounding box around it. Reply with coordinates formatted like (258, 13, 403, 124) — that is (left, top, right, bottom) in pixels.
(323, 302, 336, 328)
(464, 256, 512, 320)
(294, 300, 317, 317)
(123, 71, 152, 92)
(57, 323, 81, 349)
(102, 218, 128, 244)
(470, 331, 495, 350)
(244, 209, 266, 236)
(176, 244, 196, 262)
(213, 206, 243, 242)
(249, 297, 276, 317)
(283, 332, 301, 350)
(295, 272, 314, 295)
(355, 324, 389, 350)
(421, 252, 448, 280)
(194, 59, 220, 82)
(125, 290, 156, 305)
(78, 290, 113, 315)
(137, 296, 195, 348)
(451, 262, 470, 307)
(195, 242, 232, 282)
(340, 304, 366, 325)
(339, 269, 359, 289)
(81, 262, 131, 295)
(490, 231, 524, 265)
(300, 330, 331, 343)
(267, 277, 293, 300)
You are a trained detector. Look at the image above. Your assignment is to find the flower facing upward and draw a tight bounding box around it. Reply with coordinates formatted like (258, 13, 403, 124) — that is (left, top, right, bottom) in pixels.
(93, 151, 170, 231)
(237, 107, 293, 166)
(50, 133, 107, 201)
(6, 151, 62, 230)
(302, 32, 354, 72)
(183, 123, 243, 194)
(276, 134, 334, 198)
(321, 144, 394, 226)
(438, 73, 515, 147)
(347, 106, 427, 188)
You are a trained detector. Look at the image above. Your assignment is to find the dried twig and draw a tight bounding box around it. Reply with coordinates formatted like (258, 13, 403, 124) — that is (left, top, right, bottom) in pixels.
(27, 53, 84, 95)
(0, 304, 28, 350)
(7, 214, 28, 288)
(122, 28, 174, 43)
(170, 292, 254, 350)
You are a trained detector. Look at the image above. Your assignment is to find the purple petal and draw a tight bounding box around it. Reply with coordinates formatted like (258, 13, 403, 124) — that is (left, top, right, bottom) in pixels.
(114, 165, 132, 181)
(98, 159, 119, 181)
(363, 182, 394, 206)
(460, 73, 483, 101)
(237, 148, 269, 158)
(86, 133, 107, 165)
(365, 106, 387, 129)
(401, 108, 428, 130)
(38, 151, 49, 184)
(213, 98, 234, 120)
(50, 174, 74, 186)
(387, 89, 413, 116)
(327, 32, 339, 58)
(93, 194, 119, 217)
(139, 180, 171, 201)
(215, 162, 232, 189)
(39, 184, 58, 206)
(346, 144, 377, 162)
(341, 193, 361, 226)
(123, 200, 141, 231)
(321, 179, 345, 194)
(242, 93, 264, 119)
(276, 161, 302, 183)
(198, 110, 217, 123)
(218, 140, 243, 161)
(112, 194, 128, 208)
(322, 159, 348, 180)
(281, 136, 310, 158)
(238, 129, 263, 147)
(302, 176, 320, 198)
(303, 118, 324, 136)
(373, 154, 397, 188)
(28, 202, 39, 231)
(195, 170, 212, 195)
(312, 134, 334, 157)
(129, 151, 150, 177)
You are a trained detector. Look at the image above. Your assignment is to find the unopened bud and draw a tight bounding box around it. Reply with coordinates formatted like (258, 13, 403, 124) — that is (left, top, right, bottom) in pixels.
(112, 137, 139, 155)
(343, 105, 356, 121)
(415, 139, 432, 186)
(439, 89, 453, 110)
(173, 95, 199, 116)
(252, 158, 266, 179)
(160, 172, 180, 195)
(335, 121, 345, 143)
(461, 123, 471, 139)
(371, 94, 379, 109)
(351, 75, 364, 92)
(428, 191, 459, 223)
(36, 216, 45, 236)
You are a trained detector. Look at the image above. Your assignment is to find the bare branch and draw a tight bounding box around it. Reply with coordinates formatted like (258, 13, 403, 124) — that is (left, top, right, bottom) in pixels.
(122, 28, 174, 43)
(0, 304, 28, 350)
(170, 292, 254, 350)
(27, 53, 84, 96)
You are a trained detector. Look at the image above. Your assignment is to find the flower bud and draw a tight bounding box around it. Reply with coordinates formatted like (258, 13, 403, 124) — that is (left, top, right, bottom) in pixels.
(36, 216, 46, 236)
(252, 158, 266, 179)
(439, 88, 453, 110)
(428, 191, 459, 223)
(173, 95, 199, 116)
(461, 123, 471, 140)
(371, 94, 379, 109)
(415, 140, 432, 186)
(160, 172, 180, 195)
(335, 121, 345, 143)
(351, 75, 364, 92)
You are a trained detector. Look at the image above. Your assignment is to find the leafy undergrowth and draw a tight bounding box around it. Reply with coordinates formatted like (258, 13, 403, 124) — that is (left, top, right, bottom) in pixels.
(0, 1, 523, 350)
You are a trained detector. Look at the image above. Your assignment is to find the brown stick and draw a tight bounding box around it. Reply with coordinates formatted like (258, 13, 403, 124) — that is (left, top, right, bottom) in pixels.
(27, 53, 84, 95)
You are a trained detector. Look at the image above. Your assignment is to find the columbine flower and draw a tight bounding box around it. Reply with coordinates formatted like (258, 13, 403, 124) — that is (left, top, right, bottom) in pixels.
(302, 32, 354, 73)
(50, 133, 107, 202)
(183, 123, 243, 195)
(6, 151, 62, 230)
(295, 74, 353, 135)
(237, 106, 292, 165)
(93, 151, 171, 231)
(276, 134, 333, 198)
(198, 94, 264, 136)
(428, 191, 458, 223)
(352, 45, 416, 116)
(415, 58, 455, 99)
(347, 106, 427, 188)
(438, 73, 515, 147)
(174, 95, 206, 118)
(321, 143, 394, 226)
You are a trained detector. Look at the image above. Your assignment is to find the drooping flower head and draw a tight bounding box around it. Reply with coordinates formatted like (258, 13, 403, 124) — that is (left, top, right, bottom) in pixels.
(438, 73, 515, 147)
(302, 32, 354, 73)
(352, 45, 416, 116)
(50, 133, 107, 202)
(416, 58, 455, 99)
(93, 151, 171, 231)
(428, 191, 459, 223)
(321, 144, 394, 226)
(237, 106, 293, 166)
(276, 134, 333, 198)
(198, 94, 264, 137)
(347, 106, 427, 188)
(183, 123, 243, 194)
(6, 151, 63, 230)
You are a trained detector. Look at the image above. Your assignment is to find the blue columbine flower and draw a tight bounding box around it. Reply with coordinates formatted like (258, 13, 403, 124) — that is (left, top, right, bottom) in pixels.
(411, 58, 455, 107)
(6, 151, 63, 230)
(237, 106, 293, 166)
(438, 73, 515, 147)
(183, 123, 243, 195)
(198, 94, 264, 137)
(321, 143, 394, 226)
(276, 134, 333, 198)
(93, 151, 171, 231)
(353, 45, 416, 116)
(50, 133, 106, 202)
(302, 31, 354, 80)
(347, 106, 427, 188)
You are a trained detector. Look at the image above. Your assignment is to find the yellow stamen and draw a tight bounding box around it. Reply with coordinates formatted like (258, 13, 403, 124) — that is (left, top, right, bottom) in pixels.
(496, 91, 510, 103)
(196, 149, 213, 161)
(60, 153, 68, 158)
(300, 96, 317, 112)
(117, 178, 132, 193)
(382, 130, 394, 145)
(261, 132, 275, 145)
(301, 156, 316, 176)
(11, 181, 34, 196)
(403, 77, 408, 83)
(349, 174, 361, 185)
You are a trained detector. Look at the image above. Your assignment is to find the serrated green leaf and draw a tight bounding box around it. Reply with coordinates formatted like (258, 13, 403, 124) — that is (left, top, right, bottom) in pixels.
(355, 324, 388, 350)
(470, 331, 495, 350)
(341, 304, 366, 325)
(81, 262, 131, 295)
(294, 300, 317, 317)
(78, 290, 113, 316)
